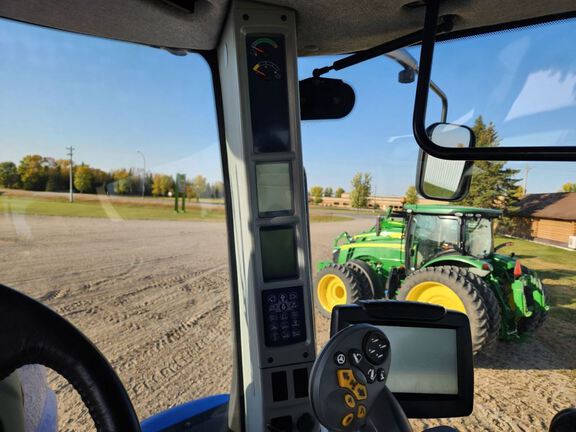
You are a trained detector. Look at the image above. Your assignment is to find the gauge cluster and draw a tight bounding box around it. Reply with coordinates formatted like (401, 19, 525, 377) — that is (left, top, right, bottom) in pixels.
(246, 34, 290, 153)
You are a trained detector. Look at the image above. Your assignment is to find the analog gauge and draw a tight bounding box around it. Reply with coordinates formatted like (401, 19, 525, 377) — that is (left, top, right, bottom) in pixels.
(252, 61, 281, 81)
(250, 37, 279, 57)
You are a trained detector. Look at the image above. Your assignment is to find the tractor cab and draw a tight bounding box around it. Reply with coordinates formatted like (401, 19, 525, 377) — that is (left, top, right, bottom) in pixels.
(403, 205, 503, 269)
(0, 1, 575, 432)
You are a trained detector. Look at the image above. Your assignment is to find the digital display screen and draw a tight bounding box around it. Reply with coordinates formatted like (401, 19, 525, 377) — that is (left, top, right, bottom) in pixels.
(262, 287, 306, 346)
(246, 34, 291, 153)
(260, 226, 298, 282)
(256, 162, 293, 215)
(378, 326, 458, 395)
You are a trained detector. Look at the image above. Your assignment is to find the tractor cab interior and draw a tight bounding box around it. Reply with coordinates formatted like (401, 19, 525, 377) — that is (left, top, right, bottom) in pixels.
(0, 1, 575, 431)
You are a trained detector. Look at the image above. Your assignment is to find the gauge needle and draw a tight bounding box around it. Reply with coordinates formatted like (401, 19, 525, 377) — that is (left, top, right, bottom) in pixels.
(253, 46, 265, 54)
(253, 67, 266, 78)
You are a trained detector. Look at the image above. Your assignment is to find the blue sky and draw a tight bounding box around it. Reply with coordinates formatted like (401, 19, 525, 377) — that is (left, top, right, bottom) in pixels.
(0, 18, 574, 195)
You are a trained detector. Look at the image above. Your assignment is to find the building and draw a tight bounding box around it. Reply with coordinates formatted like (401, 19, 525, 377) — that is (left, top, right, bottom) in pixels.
(312, 193, 441, 212)
(511, 192, 576, 246)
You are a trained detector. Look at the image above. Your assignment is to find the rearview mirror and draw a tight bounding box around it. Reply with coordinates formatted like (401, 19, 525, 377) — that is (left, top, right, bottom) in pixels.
(416, 123, 475, 201)
(299, 77, 355, 120)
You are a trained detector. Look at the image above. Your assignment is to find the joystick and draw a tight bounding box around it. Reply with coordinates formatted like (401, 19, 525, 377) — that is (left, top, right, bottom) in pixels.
(309, 324, 392, 431)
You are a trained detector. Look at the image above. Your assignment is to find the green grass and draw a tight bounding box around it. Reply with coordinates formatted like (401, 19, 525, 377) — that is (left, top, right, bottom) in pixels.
(1, 195, 224, 221)
(0, 195, 351, 223)
(496, 236, 576, 325)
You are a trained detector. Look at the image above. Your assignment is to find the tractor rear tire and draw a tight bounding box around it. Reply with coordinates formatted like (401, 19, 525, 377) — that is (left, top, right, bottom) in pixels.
(315, 264, 365, 319)
(518, 309, 548, 334)
(459, 268, 501, 348)
(397, 266, 491, 354)
(346, 259, 383, 298)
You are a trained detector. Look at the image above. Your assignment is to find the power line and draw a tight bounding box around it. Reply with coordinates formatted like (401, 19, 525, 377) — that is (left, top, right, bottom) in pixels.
(66, 146, 74, 203)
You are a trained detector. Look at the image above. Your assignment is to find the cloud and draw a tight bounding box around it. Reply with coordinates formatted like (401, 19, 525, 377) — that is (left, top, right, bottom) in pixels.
(505, 69, 576, 121)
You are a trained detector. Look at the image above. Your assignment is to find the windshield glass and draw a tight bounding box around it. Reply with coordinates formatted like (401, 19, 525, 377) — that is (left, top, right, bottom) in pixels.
(409, 215, 460, 267)
(301, 19, 575, 430)
(464, 218, 493, 258)
(2, 12, 576, 432)
(0, 19, 228, 429)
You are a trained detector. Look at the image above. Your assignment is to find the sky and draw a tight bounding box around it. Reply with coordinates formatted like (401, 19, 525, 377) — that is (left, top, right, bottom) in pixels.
(0, 18, 574, 195)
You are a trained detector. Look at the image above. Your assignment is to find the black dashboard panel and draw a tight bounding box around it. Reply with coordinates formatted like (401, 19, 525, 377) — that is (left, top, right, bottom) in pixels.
(246, 35, 291, 153)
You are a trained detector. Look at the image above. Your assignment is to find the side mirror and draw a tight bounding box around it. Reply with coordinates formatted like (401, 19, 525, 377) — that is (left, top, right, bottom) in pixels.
(416, 123, 475, 201)
(299, 77, 355, 120)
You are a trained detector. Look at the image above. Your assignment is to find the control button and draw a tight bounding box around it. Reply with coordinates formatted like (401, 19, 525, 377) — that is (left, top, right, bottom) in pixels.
(334, 352, 346, 366)
(349, 349, 363, 366)
(357, 404, 367, 419)
(341, 413, 354, 427)
(337, 369, 368, 401)
(344, 393, 356, 409)
(355, 384, 367, 400)
(363, 332, 389, 365)
(376, 368, 386, 382)
(337, 369, 354, 390)
(366, 367, 376, 383)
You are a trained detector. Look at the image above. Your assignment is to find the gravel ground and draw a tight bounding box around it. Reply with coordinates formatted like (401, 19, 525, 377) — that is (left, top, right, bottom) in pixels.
(0, 213, 574, 431)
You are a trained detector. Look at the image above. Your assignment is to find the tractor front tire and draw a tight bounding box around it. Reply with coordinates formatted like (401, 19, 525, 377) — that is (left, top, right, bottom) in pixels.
(315, 264, 365, 319)
(346, 259, 383, 298)
(397, 266, 491, 354)
(461, 268, 502, 347)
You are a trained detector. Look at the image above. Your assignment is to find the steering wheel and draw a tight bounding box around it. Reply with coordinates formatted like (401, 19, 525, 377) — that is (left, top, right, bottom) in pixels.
(0, 283, 141, 432)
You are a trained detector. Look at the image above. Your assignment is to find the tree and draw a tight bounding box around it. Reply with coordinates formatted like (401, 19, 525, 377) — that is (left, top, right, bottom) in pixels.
(350, 172, 372, 208)
(335, 187, 345, 198)
(18, 155, 49, 191)
(74, 164, 95, 193)
(211, 181, 224, 199)
(310, 186, 324, 204)
(404, 185, 419, 205)
(459, 117, 520, 210)
(112, 169, 131, 195)
(0, 162, 20, 188)
(513, 186, 525, 199)
(561, 182, 576, 192)
(324, 187, 333, 197)
(191, 175, 208, 202)
(152, 174, 173, 197)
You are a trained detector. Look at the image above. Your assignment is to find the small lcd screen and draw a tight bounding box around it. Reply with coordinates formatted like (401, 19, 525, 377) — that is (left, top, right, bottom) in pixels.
(260, 226, 298, 282)
(378, 326, 458, 395)
(256, 162, 293, 215)
(262, 287, 306, 346)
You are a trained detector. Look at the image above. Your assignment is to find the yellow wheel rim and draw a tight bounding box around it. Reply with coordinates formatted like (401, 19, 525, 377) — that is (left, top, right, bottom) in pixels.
(317, 274, 348, 312)
(406, 281, 466, 314)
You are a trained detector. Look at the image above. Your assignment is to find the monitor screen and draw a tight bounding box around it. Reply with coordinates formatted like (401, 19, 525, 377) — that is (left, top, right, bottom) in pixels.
(260, 226, 298, 282)
(378, 325, 458, 395)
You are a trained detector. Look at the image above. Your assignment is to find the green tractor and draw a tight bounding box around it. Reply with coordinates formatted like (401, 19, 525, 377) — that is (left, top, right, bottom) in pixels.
(315, 204, 549, 354)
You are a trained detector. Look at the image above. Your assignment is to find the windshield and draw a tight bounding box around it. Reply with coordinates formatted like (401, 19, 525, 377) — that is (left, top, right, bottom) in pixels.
(409, 215, 460, 267)
(464, 218, 493, 258)
(0, 19, 229, 429)
(1, 11, 576, 432)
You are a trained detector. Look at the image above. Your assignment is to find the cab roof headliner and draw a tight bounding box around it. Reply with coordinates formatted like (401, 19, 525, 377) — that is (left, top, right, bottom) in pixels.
(0, 1, 574, 55)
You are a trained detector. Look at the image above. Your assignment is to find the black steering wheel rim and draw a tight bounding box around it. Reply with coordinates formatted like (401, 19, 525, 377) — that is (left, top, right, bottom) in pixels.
(0, 283, 141, 432)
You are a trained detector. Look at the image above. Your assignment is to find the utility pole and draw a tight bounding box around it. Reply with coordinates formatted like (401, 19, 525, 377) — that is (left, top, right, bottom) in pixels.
(66, 146, 74, 203)
(137, 151, 146, 199)
(523, 163, 531, 196)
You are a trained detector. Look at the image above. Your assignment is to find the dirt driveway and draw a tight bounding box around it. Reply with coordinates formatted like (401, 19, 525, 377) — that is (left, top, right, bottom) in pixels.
(1, 214, 574, 431)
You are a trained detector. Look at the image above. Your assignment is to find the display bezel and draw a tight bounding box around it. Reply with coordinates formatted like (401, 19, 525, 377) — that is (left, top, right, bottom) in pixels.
(331, 301, 473, 418)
